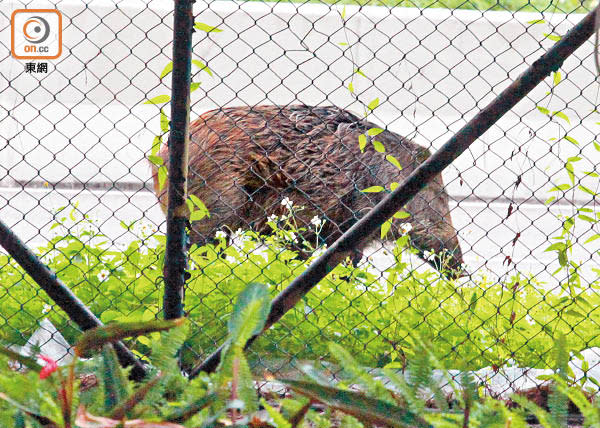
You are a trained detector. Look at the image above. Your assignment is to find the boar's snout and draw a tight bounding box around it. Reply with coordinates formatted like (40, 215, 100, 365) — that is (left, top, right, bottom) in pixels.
(409, 224, 465, 279)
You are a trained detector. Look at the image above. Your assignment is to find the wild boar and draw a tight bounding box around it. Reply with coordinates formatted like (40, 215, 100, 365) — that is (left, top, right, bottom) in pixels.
(152, 105, 463, 276)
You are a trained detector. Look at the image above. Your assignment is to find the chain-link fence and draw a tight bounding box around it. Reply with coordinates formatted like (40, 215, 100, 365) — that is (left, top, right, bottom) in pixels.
(2, 0, 600, 392)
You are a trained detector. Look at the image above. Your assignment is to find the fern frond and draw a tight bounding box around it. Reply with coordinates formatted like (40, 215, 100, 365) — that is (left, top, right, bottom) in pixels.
(328, 343, 392, 403)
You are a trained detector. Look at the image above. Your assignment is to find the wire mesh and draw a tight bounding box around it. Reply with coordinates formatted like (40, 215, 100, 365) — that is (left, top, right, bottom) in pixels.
(1, 0, 600, 395)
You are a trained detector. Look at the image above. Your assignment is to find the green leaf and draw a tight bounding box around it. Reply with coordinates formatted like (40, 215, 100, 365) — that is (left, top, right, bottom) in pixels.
(339, 42, 348, 46)
(354, 68, 367, 78)
(545, 242, 566, 252)
(341, 5, 347, 19)
(381, 219, 392, 239)
(372, 140, 385, 153)
(189, 194, 207, 210)
(578, 214, 596, 223)
(361, 186, 384, 193)
(548, 184, 570, 192)
(280, 379, 432, 428)
(527, 19, 546, 24)
(144, 95, 171, 105)
(565, 309, 585, 318)
(160, 109, 169, 133)
(553, 71, 561, 86)
(358, 134, 367, 152)
(151, 135, 162, 156)
(228, 282, 271, 342)
(578, 185, 597, 196)
(158, 166, 168, 190)
(348, 82, 354, 93)
(386, 155, 402, 170)
(188, 195, 209, 221)
(218, 347, 257, 413)
(190, 210, 208, 221)
(160, 62, 173, 79)
(194, 22, 223, 33)
(558, 249, 568, 267)
(150, 321, 188, 373)
(190, 82, 201, 92)
(537, 106, 550, 115)
(367, 127, 384, 136)
(552, 111, 570, 124)
(148, 155, 164, 166)
(584, 234, 600, 244)
(565, 162, 575, 185)
(389, 182, 399, 191)
(563, 216, 575, 233)
(192, 59, 213, 77)
(544, 33, 562, 41)
(469, 291, 478, 310)
(594, 141, 600, 151)
(367, 98, 380, 110)
(76, 318, 185, 357)
(564, 135, 579, 146)
(394, 211, 410, 219)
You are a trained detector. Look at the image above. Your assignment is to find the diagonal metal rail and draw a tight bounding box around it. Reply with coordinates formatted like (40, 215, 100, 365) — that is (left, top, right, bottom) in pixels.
(0, 220, 148, 381)
(163, 0, 194, 320)
(188, 5, 599, 378)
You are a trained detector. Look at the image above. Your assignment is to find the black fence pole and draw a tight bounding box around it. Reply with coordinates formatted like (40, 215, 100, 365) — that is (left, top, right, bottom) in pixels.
(0, 220, 147, 381)
(163, 0, 194, 320)
(188, 5, 599, 378)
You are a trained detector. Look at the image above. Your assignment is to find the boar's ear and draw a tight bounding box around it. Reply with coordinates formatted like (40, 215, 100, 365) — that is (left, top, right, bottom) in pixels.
(242, 153, 290, 191)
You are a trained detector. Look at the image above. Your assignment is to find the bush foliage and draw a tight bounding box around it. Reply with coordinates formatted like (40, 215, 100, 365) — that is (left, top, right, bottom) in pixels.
(1, 204, 598, 374)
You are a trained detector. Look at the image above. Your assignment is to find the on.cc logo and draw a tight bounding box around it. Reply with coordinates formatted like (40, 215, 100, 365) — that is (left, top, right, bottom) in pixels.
(11, 9, 62, 60)
(23, 16, 51, 44)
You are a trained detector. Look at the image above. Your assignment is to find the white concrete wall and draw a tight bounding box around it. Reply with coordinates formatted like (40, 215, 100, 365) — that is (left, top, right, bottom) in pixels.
(1, 0, 599, 283)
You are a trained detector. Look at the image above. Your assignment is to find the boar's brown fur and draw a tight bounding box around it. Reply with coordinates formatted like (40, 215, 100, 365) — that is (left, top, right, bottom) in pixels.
(151, 105, 463, 274)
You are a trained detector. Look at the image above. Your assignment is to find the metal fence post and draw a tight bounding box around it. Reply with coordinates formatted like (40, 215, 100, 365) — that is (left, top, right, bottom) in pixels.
(163, 0, 194, 320)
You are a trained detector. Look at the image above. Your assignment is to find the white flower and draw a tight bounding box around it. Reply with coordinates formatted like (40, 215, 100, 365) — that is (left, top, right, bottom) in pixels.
(97, 270, 110, 282)
(231, 228, 246, 242)
(215, 230, 227, 239)
(42, 304, 51, 314)
(423, 249, 436, 261)
(400, 222, 412, 235)
(281, 197, 293, 210)
(267, 214, 278, 223)
(310, 215, 323, 228)
(288, 232, 297, 243)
